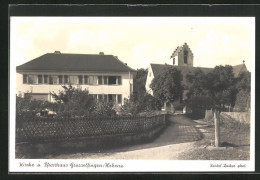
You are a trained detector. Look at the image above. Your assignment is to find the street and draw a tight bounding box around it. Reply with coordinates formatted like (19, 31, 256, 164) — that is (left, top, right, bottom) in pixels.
(47, 115, 203, 160)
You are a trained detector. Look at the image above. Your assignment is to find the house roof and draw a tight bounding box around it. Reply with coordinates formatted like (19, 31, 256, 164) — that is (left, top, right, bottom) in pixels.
(16, 53, 135, 73)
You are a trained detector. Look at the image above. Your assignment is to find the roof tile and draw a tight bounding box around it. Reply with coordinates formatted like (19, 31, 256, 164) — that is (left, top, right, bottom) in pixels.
(17, 53, 135, 73)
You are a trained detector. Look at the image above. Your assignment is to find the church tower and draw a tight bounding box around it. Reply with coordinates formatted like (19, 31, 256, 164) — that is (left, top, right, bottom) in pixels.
(170, 42, 194, 67)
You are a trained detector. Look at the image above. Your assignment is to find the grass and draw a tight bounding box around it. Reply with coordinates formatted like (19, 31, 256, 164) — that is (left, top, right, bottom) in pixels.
(178, 114, 250, 160)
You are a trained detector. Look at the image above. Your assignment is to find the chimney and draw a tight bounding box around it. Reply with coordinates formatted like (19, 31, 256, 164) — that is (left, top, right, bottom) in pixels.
(54, 51, 61, 54)
(99, 52, 104, 55)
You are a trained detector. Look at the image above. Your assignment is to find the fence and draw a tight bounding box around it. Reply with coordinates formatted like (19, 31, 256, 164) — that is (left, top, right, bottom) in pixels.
(16, 114, 167, 143)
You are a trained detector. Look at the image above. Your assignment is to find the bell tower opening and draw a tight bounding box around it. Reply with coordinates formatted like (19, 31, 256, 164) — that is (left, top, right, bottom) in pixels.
(184, 49, 188, 64)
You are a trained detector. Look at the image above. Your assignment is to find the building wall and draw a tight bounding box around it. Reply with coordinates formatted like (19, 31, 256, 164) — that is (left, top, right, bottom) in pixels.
(177, 44, 193, 67)
(240, 64, 248, 75)
(172, 56, 179, 66)
(145, 64, 154, 95)
(16, 71, 134, 105)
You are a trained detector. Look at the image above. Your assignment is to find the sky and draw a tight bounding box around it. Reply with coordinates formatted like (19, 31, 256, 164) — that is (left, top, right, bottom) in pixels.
(10, 17, 254, 71)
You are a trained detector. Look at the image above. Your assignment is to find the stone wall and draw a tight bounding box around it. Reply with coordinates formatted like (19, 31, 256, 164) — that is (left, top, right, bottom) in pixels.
(221, 112, 250, 125)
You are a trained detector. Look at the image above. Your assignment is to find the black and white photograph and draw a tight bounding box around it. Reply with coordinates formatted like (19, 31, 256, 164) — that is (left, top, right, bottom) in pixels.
(9, 16, 255, 172)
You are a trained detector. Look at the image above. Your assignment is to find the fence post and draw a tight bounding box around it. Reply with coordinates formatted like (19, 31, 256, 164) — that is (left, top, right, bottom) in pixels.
(214, 110, 220, 147)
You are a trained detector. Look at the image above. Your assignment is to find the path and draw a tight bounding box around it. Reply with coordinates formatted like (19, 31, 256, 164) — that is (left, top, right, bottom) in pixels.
(47, 115, 203, 160)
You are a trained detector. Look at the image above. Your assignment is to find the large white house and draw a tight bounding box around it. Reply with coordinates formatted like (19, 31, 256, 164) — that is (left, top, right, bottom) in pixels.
(16, 51, 135, 105)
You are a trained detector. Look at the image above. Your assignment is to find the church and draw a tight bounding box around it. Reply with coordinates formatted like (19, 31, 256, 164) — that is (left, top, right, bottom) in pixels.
(145, 43, 248, 112)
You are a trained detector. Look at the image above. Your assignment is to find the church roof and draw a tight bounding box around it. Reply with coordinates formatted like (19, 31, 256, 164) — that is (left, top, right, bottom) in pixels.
(150, 63, 213, 85)
(151, 64, 212, 77)
(150, 63, 248, 84)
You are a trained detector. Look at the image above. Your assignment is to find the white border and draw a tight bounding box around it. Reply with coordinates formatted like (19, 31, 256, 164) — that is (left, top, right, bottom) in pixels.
(9, 17, 255, 172)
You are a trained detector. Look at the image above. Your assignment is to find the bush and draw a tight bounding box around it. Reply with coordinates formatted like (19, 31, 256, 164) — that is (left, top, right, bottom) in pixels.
(186, 96, 215, 118)
(51, 85, 95, 117)
(187, 96, 214, 109)
(122, 93, 161, 116)
(234, 90, 250, 112)
(16, 94, 57, 118)
(92, 101, 117, 118)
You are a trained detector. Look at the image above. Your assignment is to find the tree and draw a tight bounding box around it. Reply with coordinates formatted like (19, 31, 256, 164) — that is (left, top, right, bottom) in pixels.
(92, 101, 116, 117)
(186, 68, 209, 98)
(51, 85, 95, 117)
(236, 71, 251, 92)
(150, 66, 183, 104)
(133, 68, 148, 101)
(234, 71, 251, 111)
(122, 93, 161, 116)
(205, 65, 235, 108)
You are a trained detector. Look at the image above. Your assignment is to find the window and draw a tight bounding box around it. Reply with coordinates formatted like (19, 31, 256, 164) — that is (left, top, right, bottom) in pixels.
(58, 75, 63, 84)
(38, 75, 42, 84)
(108, 94, 116, 103)
(173, 57, 175, 65)
(117, 76, 122, 85)
(88, 76, 93, 85)
(49, 76, 53, 84)
(108, 76, 117, 85)
(44, 75, 48, 84)
(117, 94, 122, 104)
(103, 94, 108, 102)
(78, 75, 83, 84)
(84, 75, 88, 84)
(27, 93, 48, 101)
(28, 75, 37, 84)
(103, 76, 108, 85)
(93, 76, 98, 85)
(64, 75, 68, 84)
(92, 94, 97, 102)
(69, 76, 77, 84)
(98, 76, 103, 85)
(98, 94, 103, 102)
(88, 76, 98, 85)
(23, 74, 28, 84)
(184, 50, 188, 64)
(46, 75, 58, 84)
(52, 76, 58, 84)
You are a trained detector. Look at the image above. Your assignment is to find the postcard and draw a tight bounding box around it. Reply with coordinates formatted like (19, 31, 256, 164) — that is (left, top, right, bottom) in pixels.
(9, 15, 255, 172)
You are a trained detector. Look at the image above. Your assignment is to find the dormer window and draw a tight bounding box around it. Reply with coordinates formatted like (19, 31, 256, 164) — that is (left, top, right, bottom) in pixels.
(184, 50, 188, 64)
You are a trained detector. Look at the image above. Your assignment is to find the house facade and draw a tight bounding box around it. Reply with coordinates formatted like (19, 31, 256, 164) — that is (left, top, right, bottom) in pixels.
(16, 51, 135, 105)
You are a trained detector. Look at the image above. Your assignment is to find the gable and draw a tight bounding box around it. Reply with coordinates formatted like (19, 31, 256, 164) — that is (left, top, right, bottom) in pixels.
(232, 64, 248, 77)
(170, 43, 194, 58)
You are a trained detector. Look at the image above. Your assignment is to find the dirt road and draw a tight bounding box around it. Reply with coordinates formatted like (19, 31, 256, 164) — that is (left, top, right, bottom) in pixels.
(47, 115, 202, 160)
